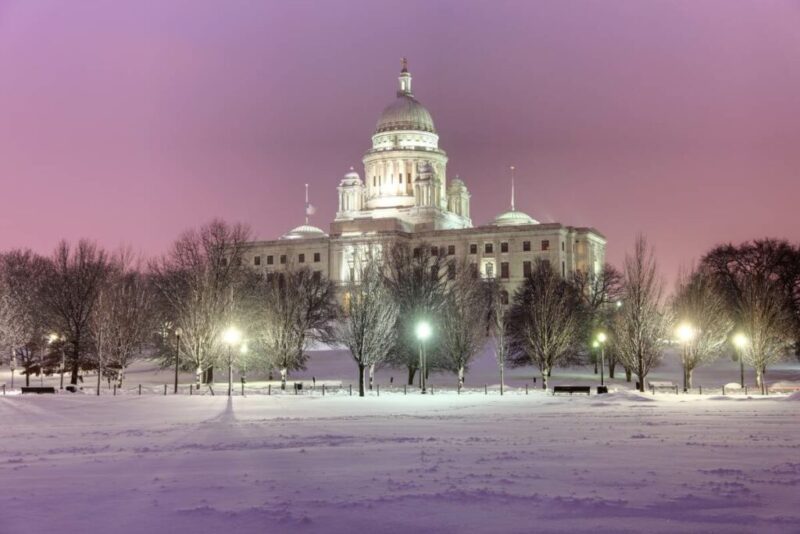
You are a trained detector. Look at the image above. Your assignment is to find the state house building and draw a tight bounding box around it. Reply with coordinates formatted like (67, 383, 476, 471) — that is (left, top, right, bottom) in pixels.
(244, 61, 605, 296)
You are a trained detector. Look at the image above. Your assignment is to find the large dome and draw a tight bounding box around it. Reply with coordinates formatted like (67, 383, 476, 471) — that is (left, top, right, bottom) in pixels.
(375, 94, 435, 134)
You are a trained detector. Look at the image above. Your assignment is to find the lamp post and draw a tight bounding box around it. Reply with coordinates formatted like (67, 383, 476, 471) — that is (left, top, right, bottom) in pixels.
(415, 321, 432, 394)
(174, 327, 182, 394)
(48, 333, 65, 390)
(223, 327, 242, 397)
(596, 332, 607, 386)
(733, 333, 748, 388)
(676, 323, 696, 392)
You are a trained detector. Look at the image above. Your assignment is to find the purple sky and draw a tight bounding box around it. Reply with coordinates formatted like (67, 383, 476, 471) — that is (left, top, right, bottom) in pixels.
(1, 0, 799, 283)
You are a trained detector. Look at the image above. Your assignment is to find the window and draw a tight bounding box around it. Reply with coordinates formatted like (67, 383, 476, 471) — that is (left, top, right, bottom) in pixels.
(523, 260, 532, 278)
(314, 252, 321, 263)
(447, 262, 456, 280)
(540, 258, 551, 269)
(447, 245, 455, 256)
(430, 265, 439, 281)
(562, 261, 566, 277)
(500, 290, 509, 305)
(485, 243, 493, 254)
(267, 255, 274, 265)
(469, 263, 479, 279)
(280, 254, 287, 265)
(541, 240, 550, 251)
(469, 244, 477, 254)
(254, 256, 261, 266)
(523, 241, 531, 252)
(431, 246, 438, 256)
(413, 247, 421, 258)
(561, 242, 565, 251)
(500, 242, 508, 253)
(485, 262, 494, 279)
(500, 262, 509, 279)
(299, 253, 305, 264)
(313, 271, 321, 282)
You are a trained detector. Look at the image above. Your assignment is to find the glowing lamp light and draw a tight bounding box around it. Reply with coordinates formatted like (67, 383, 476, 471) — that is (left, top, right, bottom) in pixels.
(592, 341, 599, 349)
(223, 326, 242, 346)
(733, 333, 748, 349)
(48, 333, 59, 344)
(415, 321, 432, 341)
(596, 332, 607, 344)
(676, 323, 696, 343)
(240, 342, 249, 355)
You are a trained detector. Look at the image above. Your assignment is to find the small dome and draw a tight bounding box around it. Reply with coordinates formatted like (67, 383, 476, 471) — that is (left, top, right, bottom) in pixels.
(375, 94, 435, 134)
(281, 224, 328, 240)
(492, 210, 539, 226)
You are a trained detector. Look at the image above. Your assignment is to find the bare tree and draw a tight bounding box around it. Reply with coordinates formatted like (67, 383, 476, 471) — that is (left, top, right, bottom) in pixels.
(39, 241, 110, 386)
(573, 264, 622, 374)
(735, 276, 795, 393)
(337, 259, 397, 396)
(253, 267, 338, 389)
(702, 240, 798, 393)
(0, 250, 50, 387)
(91, 251, 158, 393)
(439, 262, 489, 388)
(671, 266, 734, 390)
(485, 280, 511, 394)
(508, 262, 583, 389)
(612, 236, 670, 392)
(150, 220, 251, 385)
(383, 241, 449, 385)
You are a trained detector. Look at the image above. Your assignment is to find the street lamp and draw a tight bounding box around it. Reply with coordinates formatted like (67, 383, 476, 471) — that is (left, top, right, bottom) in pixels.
(733, 332, 748, 388)
(174, 327, 182, 394)
(595, 332, 607, 386)
(676, 323, 696, 392)
(415, 321, 432, 394)
(223, 326, 242, 397)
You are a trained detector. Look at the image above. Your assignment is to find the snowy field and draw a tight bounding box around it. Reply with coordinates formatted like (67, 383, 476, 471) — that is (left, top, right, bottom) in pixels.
(2, 349, 800, 533)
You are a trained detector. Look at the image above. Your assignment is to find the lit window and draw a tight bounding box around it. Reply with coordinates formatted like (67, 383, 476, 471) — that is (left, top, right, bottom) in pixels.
(541, 240, 550, 251)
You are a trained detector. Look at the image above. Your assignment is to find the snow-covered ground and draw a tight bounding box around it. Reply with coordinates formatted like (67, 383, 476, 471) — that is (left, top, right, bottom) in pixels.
(2, 392, 800, 533)
(2, 349, 800, 533)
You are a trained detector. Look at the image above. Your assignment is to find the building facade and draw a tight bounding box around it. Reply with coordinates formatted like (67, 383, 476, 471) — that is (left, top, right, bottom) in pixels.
(244, 61, 606, 296)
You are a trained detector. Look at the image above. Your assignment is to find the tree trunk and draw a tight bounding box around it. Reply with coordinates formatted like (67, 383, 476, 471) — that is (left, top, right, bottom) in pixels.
(195, 365, 202, 385)
(608, 357, 616, 379)
(280, 368, 288, 390)
(407, 366, 416, 386)
(541, 367, 549, 390)
(358, 363, 366, 397)
(499, 362, 504, 395)
(368, 363, 375, 391)
(25, 371, 30, 387)
(458, 366, 465, 388)
(756, 366, 766, 395)
(687, 368, 694, 390)
(624, 366, 632, 382)
(96, 366, 102, 396)
(69, 359, 79, 386)
(637, 352, 645, 392)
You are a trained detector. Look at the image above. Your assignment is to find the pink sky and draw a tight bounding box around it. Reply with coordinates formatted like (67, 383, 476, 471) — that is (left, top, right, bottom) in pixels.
(1, 0, 799, 284)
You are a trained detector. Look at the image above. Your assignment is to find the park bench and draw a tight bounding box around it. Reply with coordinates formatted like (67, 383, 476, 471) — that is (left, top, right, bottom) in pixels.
(553, 385, 591, 396)
(648, 381, 678, 394)
(21, 387, 56, 394)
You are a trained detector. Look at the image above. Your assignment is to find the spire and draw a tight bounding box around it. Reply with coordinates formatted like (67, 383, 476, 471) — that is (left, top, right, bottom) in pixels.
(509, 165, 516, 211)
(398, 57, 412, 96)
(304, 183, 316, 225)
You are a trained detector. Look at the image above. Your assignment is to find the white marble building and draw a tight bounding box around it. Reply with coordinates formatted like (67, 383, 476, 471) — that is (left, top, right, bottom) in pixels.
(245, 61, 605, 297)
